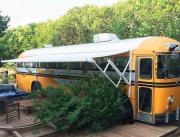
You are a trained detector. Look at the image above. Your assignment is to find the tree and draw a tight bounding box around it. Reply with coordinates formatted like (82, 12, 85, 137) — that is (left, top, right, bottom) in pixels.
(1, 0, 179, 60)
(0, 12, 10, 66)
(52, 6, 115, 46)
(1, 25, 38, 59)
(0, 11, 10, 37)
(112, 0, 180, 40)
(32, 76, 133, 131)
(34, 20, 57, 48)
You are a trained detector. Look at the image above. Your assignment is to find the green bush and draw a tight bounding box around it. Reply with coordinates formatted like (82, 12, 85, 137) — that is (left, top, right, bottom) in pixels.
(32, 75, 133, 131)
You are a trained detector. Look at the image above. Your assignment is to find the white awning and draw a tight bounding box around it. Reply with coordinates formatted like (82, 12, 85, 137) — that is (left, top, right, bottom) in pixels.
(2, 51, 121, 63)
(1, 37, 150, 63)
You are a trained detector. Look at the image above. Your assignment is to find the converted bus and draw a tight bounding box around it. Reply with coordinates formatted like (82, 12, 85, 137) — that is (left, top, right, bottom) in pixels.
(2, 33, 180, 124)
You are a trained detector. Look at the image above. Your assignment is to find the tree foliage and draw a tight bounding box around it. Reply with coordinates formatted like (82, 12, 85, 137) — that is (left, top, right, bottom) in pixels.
(0, 12, 10, 66)
(53, 6, 115, 45)
(32, 76, 133, 131)
(35, 20, 58, 48)
(0, 11, 10, 37)
(0, 0, 179, 59)
(0, 25, 38, 59)
(112, 0, 180, 39)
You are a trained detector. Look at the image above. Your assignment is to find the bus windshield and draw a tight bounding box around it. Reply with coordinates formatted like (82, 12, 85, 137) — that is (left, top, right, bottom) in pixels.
(157, 53, 180, 79)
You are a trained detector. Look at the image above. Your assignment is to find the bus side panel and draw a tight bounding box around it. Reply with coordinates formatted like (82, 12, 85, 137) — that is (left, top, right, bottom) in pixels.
(154, 86, 180, 114)
(36, 76, 59, 89)
(16, 74, 35, 93)
(130, 85, 136, 115)
(16, 74, 59, 92)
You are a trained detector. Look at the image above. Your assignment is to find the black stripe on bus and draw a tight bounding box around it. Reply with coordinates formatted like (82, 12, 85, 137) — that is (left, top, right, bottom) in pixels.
(138, 81, 180, 85)
(138, 84, 180, 88)
(17, 72, 86, 79)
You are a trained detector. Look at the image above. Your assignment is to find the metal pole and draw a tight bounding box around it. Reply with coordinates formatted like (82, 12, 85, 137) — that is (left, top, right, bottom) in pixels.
(35, 62, 38, 81)
(92, 59, 118, 87)
(176, 106, 179, 120)
(128, 50, 133, 98)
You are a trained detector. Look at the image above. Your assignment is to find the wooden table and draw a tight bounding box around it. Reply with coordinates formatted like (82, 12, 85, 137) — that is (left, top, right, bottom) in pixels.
(15, 100, 32, 115)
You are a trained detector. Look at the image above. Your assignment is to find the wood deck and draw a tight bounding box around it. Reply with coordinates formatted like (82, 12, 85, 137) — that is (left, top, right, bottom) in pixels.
(0, 111, 179, 137)
(0, 112, 56, 137)
(56, 122, 179, 137)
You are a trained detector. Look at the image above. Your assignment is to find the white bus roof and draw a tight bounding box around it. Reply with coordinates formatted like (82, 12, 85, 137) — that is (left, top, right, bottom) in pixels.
(2, 37, 150, 63)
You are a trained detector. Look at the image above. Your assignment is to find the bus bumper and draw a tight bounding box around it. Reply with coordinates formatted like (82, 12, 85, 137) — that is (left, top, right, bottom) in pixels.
(155, 108, 180, 124)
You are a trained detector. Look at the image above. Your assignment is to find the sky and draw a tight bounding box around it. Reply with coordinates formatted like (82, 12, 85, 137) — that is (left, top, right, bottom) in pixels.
(0, 0, 121, 28)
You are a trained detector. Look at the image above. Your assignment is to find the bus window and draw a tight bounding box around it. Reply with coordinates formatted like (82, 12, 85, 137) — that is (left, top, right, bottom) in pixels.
(95, 58, 107, 70)
(24, 62, 35, 68)
(48, 63, 57, 69)
(157, 54, 180, 79)
(57, 63, 67, 69)
(95, 57, 114, 71)
(17, 63, 23, 67)
(140, 58, 152, 80)
(81, 62, 93, 71)
(69, 62, 80, 70)
(39, 63, 48, 68)
(139, 87, 152, 113)
(115, 57, 129, 71)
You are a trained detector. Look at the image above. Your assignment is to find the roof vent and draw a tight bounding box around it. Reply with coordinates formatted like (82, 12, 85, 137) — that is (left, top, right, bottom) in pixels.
(175, 46, 180, 51)
(44, 44, 53, 48)
(93, 33, 119, 43)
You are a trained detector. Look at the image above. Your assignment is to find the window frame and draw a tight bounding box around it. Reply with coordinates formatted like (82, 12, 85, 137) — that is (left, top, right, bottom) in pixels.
(138, 87, 152, 113)
(139, 57, 153, 80)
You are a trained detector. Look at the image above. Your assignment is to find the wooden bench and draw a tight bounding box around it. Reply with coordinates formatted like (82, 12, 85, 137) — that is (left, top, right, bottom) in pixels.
(0, 97, 20, 123)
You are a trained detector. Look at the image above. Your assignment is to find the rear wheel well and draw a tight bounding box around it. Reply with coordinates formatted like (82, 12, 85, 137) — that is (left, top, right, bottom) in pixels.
(31, 81, 41, 92)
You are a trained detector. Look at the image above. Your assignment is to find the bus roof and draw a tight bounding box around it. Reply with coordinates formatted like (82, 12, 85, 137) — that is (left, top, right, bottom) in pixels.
(1, 36, 179, 63)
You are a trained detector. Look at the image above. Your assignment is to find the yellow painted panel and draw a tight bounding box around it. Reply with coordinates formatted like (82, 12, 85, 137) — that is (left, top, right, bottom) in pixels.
(153, 87, 180, 114)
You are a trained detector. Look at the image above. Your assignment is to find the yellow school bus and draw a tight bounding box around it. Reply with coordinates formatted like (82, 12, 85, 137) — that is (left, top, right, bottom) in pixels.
(2, 33, 180, 124)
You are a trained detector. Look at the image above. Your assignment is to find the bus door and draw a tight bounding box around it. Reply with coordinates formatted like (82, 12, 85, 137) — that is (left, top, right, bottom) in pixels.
(135, 56, 154, 123)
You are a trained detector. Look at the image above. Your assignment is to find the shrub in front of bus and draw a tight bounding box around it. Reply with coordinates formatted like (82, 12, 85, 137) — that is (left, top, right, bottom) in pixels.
(31, 75, 133, 131)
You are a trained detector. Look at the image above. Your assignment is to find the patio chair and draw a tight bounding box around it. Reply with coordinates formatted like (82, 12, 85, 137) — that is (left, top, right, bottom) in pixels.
(0, 97, 20, 123)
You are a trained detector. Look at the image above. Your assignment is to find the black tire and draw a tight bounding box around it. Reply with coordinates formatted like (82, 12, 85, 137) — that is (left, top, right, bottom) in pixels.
(31, 81, 41, 92)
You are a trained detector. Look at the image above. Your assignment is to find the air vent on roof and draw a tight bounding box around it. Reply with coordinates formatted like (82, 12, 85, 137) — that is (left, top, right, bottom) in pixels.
(175, 46, 180, 51)
(44, 44, 53, 48)
(93, 33, 119, 43)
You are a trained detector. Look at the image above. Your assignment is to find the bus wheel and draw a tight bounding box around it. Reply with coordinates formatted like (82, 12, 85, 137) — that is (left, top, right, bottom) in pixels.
(31, 81, 41, 92)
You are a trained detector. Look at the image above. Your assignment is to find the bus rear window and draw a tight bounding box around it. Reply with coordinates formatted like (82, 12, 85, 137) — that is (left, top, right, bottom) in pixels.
(140, 58, 152, 80)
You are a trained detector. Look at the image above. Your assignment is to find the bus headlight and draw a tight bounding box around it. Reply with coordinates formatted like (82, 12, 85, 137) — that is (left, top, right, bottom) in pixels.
(168, 95, 174, 104)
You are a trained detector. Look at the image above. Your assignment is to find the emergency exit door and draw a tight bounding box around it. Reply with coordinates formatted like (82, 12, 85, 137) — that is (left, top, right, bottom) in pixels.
(135, 56, 154, 123)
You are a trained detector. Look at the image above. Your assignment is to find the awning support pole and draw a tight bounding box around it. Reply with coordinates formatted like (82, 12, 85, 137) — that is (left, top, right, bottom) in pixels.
(116, 58, 130, 86)
(35, 62, 38, 82)
(92, 55, 131, 90)
(103, 62, 110, 73)
(93, 60, 117, 87)
(107, 59, 129, 85)
(128, 50, 133, 98)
